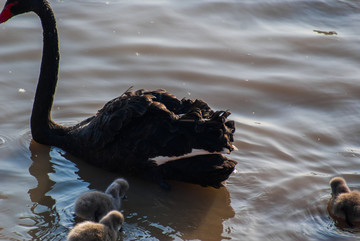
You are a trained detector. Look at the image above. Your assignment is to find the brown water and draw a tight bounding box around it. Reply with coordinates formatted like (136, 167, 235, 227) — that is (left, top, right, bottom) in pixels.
(1, 0, 360, 240)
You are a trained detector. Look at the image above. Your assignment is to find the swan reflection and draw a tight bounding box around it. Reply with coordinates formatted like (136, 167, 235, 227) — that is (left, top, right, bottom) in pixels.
(28, 140, 235, 240)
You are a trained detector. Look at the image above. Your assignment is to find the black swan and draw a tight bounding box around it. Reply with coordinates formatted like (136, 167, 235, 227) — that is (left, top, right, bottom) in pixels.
(75, 178, 129, 222)
(67, 210, 124, 241)
(0, 0, 237, 188)
(328, 177, 360, 227)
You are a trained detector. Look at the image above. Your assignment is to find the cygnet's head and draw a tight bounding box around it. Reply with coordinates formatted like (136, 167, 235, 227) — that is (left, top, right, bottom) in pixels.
(100, 210, 124, 232)
(105, 178, 129, 200)
(330, 177, 351, 196)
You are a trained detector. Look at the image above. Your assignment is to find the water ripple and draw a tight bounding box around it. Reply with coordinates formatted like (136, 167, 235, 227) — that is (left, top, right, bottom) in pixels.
(0, 135, 6, 148)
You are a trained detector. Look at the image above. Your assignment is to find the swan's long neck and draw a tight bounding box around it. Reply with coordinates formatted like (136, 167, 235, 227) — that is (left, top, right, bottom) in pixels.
(31, 2, 64, 145)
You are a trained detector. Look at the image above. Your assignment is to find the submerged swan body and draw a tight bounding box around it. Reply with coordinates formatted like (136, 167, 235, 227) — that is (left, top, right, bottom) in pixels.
(67, 210, 124, 241)
(328, 177, 360, 227)
(75, 178, 129, 222)
(0, 0, 237, 188)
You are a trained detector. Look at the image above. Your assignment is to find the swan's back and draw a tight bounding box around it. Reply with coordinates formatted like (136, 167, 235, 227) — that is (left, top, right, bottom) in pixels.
(64, 89, 236, 187)
(329, 177, 360, 226)
(74, 191, 113, 222)
(67, 222, 106, 241)
(67, 210, 123, 241)
(331, 191, 360, 222)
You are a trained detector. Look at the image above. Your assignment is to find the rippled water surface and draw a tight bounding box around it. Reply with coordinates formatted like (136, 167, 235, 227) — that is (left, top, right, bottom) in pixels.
(1, 0, 360, 240)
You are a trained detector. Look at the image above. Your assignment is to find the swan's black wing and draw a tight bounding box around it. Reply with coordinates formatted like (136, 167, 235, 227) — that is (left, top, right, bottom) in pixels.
(68, 89, 237, 187)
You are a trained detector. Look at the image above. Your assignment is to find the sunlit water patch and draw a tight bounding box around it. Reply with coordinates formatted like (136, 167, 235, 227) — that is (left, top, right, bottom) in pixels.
(1, 0, 360, 240)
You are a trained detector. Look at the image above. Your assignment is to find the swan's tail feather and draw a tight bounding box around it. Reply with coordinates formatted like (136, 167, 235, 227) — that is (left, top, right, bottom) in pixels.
(176, 112, 235, 154)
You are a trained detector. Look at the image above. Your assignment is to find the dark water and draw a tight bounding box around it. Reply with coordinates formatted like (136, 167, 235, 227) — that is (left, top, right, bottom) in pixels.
(1, 0, 360, 240)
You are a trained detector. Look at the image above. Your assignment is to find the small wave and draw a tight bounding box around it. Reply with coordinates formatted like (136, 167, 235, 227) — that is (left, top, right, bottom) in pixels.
(17, 129, 33, 153)
(0, 134, 14, 150)
(0, 136, 5, 147)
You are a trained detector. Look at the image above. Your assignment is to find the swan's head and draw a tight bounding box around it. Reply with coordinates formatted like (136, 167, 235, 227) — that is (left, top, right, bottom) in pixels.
(99, 210, 124, 232)
(105, 178, 129, 200)
(114, 178, 130, 199)
(0, 0, 45, 23)
(330, 177, 351, 196)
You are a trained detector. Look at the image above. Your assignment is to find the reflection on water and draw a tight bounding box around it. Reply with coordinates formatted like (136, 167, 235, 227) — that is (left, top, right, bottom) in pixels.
(27, 141, 72, 241)
(1, 0, 360, 240)
(26, 141, 234, 240)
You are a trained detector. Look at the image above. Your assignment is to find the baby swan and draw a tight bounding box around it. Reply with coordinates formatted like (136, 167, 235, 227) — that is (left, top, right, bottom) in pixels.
(329, 177, 360, 227)
(67, 210, 124, 241)
(75, 178, 129, 222)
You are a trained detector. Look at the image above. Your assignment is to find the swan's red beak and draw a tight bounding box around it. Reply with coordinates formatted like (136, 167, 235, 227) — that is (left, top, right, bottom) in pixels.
(0, 2, 16, 23)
